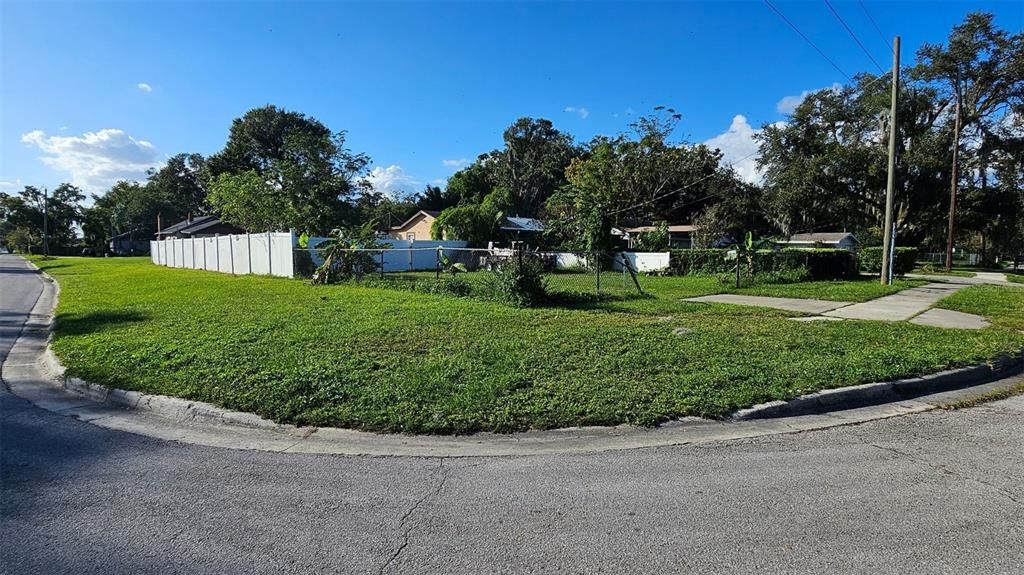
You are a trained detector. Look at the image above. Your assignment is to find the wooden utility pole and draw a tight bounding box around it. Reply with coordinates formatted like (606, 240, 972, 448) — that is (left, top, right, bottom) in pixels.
(945, 100, 961, 271)
(42, 186, 50, 257)
(880, 36, 900, 285)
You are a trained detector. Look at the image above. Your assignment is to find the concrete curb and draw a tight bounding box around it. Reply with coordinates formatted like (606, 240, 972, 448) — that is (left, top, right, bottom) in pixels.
(732, 351, 1024, 420)
(8, 257, 1024, 457)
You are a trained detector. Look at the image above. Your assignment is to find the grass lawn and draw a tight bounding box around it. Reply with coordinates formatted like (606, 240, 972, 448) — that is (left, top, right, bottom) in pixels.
(1005, 271, 1024, 285)
(33, 257, 1024, 434)
(910, 266, 976, 278)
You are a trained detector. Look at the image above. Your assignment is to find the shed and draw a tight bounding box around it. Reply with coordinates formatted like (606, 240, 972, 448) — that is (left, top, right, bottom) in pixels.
(778, 232, 859, 250)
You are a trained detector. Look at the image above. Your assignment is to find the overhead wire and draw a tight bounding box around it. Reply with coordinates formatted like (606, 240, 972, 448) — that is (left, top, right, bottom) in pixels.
(857, 0, 894, 53)
(823, 0, 886, 73)
(763, 0, 852, 82)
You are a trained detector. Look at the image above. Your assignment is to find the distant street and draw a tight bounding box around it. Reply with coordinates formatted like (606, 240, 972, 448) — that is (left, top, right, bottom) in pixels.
(2, 254, 1023, 574)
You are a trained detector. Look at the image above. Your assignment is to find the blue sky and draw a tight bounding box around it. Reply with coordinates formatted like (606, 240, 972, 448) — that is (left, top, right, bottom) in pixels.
(1, 0, 1020, 199)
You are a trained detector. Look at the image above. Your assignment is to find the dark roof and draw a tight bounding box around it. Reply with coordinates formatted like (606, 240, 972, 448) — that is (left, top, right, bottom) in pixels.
(784, 232, 858, 244)
(179, 217, 240, 235)
(158, 215, 219, 236)
(500, 217, 544, 232)
(391, 210, 440, 231)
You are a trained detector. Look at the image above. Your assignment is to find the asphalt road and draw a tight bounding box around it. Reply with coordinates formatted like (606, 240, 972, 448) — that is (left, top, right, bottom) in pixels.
(2, 255, 1023, 574)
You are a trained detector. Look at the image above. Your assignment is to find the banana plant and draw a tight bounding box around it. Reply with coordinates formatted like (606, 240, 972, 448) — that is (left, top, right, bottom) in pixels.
(439, 253, 467, 276)
(725, 231, 771, 288)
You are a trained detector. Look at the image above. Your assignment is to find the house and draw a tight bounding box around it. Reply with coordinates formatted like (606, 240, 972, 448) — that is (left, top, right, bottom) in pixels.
(777, 232, 859, 251)
(615, 224, 698, 249)
(109, 231, 150, 256)
(389, 211, 546, 242)
(156, 215, 245, 240)
(389, 210, 440, 241)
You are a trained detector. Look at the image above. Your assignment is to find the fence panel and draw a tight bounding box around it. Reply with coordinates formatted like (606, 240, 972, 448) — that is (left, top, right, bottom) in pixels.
(184, 238, 196, 269)
(269, 232, 294, 277)
(192, 238, 206, 272)
(217, 236, 233, 273)
(249, 233, 271, 275)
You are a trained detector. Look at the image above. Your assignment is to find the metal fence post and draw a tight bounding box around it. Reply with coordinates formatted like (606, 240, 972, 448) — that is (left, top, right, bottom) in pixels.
(230, 236, 235, 275)
(436, 247, 441, 280)
(379, 249, 385, 279)
(247, 233, 253, 275)
(595, 251, 601, 294)
(203, 236, 207, 270)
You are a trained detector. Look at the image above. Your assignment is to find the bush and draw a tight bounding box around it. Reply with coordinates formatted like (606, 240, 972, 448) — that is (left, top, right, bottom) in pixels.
(670, 248, 857, 280)
(487, 255, 548, 307)
(669, 249, 731, 275)
(419, 276, 472, 297)
(860, 247, 919, 275)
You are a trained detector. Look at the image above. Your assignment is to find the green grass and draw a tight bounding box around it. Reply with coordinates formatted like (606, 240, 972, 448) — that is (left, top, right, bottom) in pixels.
(1005, 271, 1024, 285)
(32, 257, 1024, 434)
(911, 266, 976, 278)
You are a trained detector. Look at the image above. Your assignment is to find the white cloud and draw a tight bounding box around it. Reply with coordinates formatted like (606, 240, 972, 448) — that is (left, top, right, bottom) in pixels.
(564, 106, 590, 120)
(364, 165, 420, 198)
(442, 158, 469, 168)
(0, 178, 24, 191)
(704, 115, 773, 184)
(137, 82, 153, 93)
(776, 83, 842, 114)
(20, 128, 161, 192)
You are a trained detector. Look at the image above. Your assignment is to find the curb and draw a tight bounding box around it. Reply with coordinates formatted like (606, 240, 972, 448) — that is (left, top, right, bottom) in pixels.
(15, 257, 1024, 446)
(24, 259, 294, 433)
(732, 350, 1024, 420)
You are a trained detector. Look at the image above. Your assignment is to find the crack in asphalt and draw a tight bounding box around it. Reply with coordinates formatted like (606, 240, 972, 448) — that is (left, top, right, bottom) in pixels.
(377, 458, 450, 574)
(869, 442, 1024, 507)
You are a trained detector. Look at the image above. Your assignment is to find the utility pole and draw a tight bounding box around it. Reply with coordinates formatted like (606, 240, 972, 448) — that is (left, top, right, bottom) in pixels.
(945, 99, 961, 271)
(42, 186, 50, 257)
(880, 36, 900, 285)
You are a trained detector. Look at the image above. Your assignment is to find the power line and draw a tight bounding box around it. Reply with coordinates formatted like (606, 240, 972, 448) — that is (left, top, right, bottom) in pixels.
(858, 0, 893, 53)
(824, 0, 885, 74)
(763, 0, 851, 82)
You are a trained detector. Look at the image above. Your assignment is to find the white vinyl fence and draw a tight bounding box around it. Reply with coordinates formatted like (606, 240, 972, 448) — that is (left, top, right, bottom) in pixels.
(300, 238, 469, 272)
(150, 232, 296, 278)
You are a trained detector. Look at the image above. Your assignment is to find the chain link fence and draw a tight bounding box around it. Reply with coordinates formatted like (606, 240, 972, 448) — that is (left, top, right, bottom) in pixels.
(294, 245, 645, 298)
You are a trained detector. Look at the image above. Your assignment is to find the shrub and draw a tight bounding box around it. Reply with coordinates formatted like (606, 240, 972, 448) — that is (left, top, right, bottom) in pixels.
(669, 249, 731, 275)
(487, 255, 548, 307)
(419, 276, 472, 297)
(777, 248, 859, 280)
(860, 247, 918, 275)
(670, 248, 857, 280)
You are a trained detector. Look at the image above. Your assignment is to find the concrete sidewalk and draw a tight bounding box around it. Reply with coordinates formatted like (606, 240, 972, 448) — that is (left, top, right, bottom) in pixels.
(682, 294, 851, 314)
(823, 282, 967, 322)
(684, 281, 992, 329)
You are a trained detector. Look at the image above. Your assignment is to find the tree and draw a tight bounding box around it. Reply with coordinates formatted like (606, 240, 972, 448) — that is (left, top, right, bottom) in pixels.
(206, 105, 371, 233)
(491, 117, 579, 217)
(354, 189, 419, 231)
(82, 180, 175, 251)
(0, 184, 83, 252)
(431, 189, 508, 246)
(5, 227, 39, 254)
(444, 160, 497, 206)
(545, 110, 751, 252)
(914, 12, 1024, 257)
(757, 74, 951, 243)
(207, 171, 291, 232)
(146, 153, 208, 218)
(416, 184, 459, 212)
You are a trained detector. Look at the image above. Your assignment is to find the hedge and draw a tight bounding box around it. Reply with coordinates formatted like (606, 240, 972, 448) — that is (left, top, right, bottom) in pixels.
(669, 248, 858, 280)
(859, 246, 918, 275)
